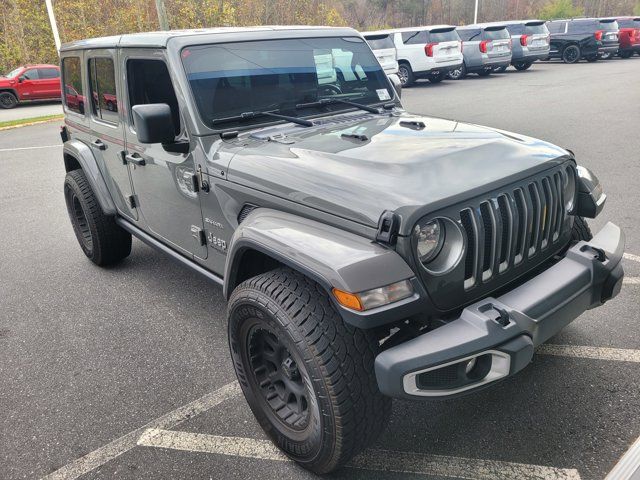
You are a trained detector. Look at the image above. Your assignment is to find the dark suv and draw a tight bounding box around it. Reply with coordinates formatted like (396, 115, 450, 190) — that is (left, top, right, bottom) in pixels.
(547, 18, 619, 63)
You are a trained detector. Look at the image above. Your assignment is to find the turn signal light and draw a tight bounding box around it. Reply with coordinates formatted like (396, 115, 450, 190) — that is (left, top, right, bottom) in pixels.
(332, 280, 414, 312)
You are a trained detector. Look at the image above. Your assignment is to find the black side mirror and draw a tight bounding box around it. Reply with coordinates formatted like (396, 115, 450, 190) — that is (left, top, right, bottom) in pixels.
(132, 103, 176, 144)
(387, 74, 402, 98)
(18, 76, 25, 83)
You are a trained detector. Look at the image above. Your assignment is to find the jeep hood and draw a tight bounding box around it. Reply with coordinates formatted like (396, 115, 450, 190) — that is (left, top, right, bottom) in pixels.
(226, 113, 570, 234)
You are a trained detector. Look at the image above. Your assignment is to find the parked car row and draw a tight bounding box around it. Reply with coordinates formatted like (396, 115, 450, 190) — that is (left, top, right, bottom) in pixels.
(363, 15, 640, 87)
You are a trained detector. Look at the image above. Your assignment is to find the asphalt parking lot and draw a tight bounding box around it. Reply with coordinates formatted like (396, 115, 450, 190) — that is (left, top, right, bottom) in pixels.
(1, 57, 639, 480)
(0, 101, 62, 123)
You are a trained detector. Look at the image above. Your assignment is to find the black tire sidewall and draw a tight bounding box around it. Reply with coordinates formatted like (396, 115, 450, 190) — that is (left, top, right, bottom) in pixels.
(228, 294, 329, 468)
(563, 45, 581, 63)
(64, 173, 98, 260)
(0, 92, 18, 109)
(398, 63, 414, 86)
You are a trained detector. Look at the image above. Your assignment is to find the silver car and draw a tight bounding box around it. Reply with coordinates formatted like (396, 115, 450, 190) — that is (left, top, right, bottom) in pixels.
(496, 20, 551, 71)
(449, 24, 513, 79)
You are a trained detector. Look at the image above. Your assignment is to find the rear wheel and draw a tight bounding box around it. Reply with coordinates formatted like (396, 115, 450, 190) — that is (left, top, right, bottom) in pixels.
(585, 54, 598, 62)
(477, 68, 492, 77)
(447, 63, 466, 80)
(0, 91, 18, 109)
(619, 50, 632, 59)
(599, 51, 613, 60)
(397, 63, 415, 87)
(64, 169, 132, 266)
(571, 217, 593, 244)
(493, 65, 508, 73)
(513, 61, 532, 71)
(427, 71, 445, 83)
(228, 268, 391, 474)
(562, 45, 581, 63)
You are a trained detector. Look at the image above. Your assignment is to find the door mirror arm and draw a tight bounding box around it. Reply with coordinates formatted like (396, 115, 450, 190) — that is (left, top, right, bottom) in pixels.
(162, 140, 190, 154)
(18, 76, 24, 83)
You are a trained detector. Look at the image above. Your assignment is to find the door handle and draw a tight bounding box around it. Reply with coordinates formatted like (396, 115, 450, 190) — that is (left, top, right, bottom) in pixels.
(125, 152, 146, 166)
(91, 139, 106, 150)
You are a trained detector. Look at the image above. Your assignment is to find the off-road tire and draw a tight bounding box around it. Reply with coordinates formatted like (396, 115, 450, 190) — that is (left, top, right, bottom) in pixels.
(398, 62, 415, 87)
(513, 62, 532, 71)
(0, 91, 18, 109)
(571, 216, 593, 243)
(228, 268, 391, 474)
(563, 45, 581, 63)
(64, 169, 132, 266)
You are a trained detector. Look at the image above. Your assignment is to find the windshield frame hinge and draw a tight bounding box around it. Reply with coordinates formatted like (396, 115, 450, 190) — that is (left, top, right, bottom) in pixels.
(376, 210, 400, 245)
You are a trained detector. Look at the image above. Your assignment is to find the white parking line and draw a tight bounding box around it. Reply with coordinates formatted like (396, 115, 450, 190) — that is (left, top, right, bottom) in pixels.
(0, 144, 62, 152)
(606, 435, 640, 480)
(537, 344, 640, 363)
(42, 381, 240, 480)
(138, 428, 582, 480)
(623, 253, 640, 263)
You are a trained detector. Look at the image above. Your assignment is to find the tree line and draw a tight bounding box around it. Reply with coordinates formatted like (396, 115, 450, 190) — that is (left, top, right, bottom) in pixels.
(2, 0, 640, 73)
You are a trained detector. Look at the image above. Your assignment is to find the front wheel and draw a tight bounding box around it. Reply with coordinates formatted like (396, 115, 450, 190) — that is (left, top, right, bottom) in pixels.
(562, 45, 581, 63)
(427, 71, 445, 83)
(0, 91, 18, 109)
(228, 268, 391, 474)
(513, 62, 532, 71)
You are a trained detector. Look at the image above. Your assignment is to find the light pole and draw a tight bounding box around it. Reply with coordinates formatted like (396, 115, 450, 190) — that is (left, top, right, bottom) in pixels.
(474, 0, 479, 23)
(44, 0, 61, 54)
(155, 0, 170, 31)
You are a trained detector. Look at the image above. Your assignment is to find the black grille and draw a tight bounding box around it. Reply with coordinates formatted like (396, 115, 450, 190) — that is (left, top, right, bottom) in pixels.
(460, 169, 567, 290)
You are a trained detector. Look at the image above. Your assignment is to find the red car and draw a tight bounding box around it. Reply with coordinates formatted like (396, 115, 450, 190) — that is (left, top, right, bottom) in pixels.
(0, 64, 61, 109)
(606, 16, 640, 58)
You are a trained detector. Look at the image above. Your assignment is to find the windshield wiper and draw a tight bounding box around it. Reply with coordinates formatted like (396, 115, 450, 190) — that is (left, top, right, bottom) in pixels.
(295, 97, 382, 114)
(211, 110, 312, 127)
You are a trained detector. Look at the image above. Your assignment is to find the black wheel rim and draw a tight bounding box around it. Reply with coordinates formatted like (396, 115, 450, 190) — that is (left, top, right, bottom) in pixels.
(0, 94, 14, 108)
(565, 48, 578, 62)
(70, 193, 93, 251)
(247, 326, 310, 430)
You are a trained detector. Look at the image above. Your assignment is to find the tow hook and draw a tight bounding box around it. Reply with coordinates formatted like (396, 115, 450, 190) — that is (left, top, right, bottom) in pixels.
(580, 244, 607, 262)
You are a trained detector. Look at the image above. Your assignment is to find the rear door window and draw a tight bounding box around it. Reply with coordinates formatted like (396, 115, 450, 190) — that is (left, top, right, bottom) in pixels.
(547, 22, 566, 34)
(365, 35, 394, 50)
(428, 29, 460, 43)
(61, 57, 84, 115)
(402, 31, 428, 45)
(88, 57, 119, 124)
(37, 68, 60, 79)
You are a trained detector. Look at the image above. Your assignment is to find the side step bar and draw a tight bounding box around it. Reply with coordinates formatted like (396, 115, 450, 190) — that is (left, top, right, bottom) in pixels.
(115, 217, 224, 286)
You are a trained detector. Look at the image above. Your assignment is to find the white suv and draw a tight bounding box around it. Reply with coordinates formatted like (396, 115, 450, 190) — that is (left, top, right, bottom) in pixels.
(365, 26, 463, 86)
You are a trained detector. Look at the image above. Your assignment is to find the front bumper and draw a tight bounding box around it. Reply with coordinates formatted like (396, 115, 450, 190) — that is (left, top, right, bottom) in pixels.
(375, 222, 625, 399)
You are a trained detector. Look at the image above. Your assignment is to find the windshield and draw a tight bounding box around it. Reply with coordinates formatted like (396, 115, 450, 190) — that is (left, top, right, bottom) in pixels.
(599, 20, 619, 32)
(525, 23, 549, 35)
(3, 67, 23, 78)
(181, 36, 394, 129)
(483, 27, 510, 40)
(365, 35, 394, 50)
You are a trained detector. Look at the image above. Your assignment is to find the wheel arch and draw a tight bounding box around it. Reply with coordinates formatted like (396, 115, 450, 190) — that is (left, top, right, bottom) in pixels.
(0, 88, 18, 97)
(223, 209, 416, 303)
(63, 140, 117, 215)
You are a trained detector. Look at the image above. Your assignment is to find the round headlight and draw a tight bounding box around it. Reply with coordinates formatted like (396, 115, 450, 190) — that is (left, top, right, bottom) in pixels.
(414, 220, 444, 264)
(563, 166, 576, 212)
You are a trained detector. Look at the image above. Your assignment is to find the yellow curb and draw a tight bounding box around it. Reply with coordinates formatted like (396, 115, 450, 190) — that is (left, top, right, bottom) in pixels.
(0, 116, 64, 131)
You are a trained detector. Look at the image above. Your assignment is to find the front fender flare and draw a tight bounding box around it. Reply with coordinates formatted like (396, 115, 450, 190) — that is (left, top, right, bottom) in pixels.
(223, 208, 416, 307)
(63, 140, 116, 215)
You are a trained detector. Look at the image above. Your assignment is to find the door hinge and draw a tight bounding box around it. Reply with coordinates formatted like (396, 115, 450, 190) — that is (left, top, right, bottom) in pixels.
(191, 225, 206, 246)
(189, 174, 200, 193)
(197, 165, 210, 193)
(128, 195, 138, 209)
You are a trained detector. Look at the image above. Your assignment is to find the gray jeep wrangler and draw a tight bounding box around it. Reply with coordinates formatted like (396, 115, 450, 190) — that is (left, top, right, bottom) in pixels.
(60, 26, 624, 473)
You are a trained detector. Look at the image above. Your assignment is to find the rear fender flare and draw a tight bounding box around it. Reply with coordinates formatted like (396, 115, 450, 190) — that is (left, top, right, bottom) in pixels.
(63, 139, 116, 215)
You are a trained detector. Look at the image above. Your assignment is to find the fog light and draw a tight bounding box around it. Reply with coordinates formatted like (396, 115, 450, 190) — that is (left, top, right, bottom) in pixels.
(465, 357, 477, 374)
(332, 279, 414, 312)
